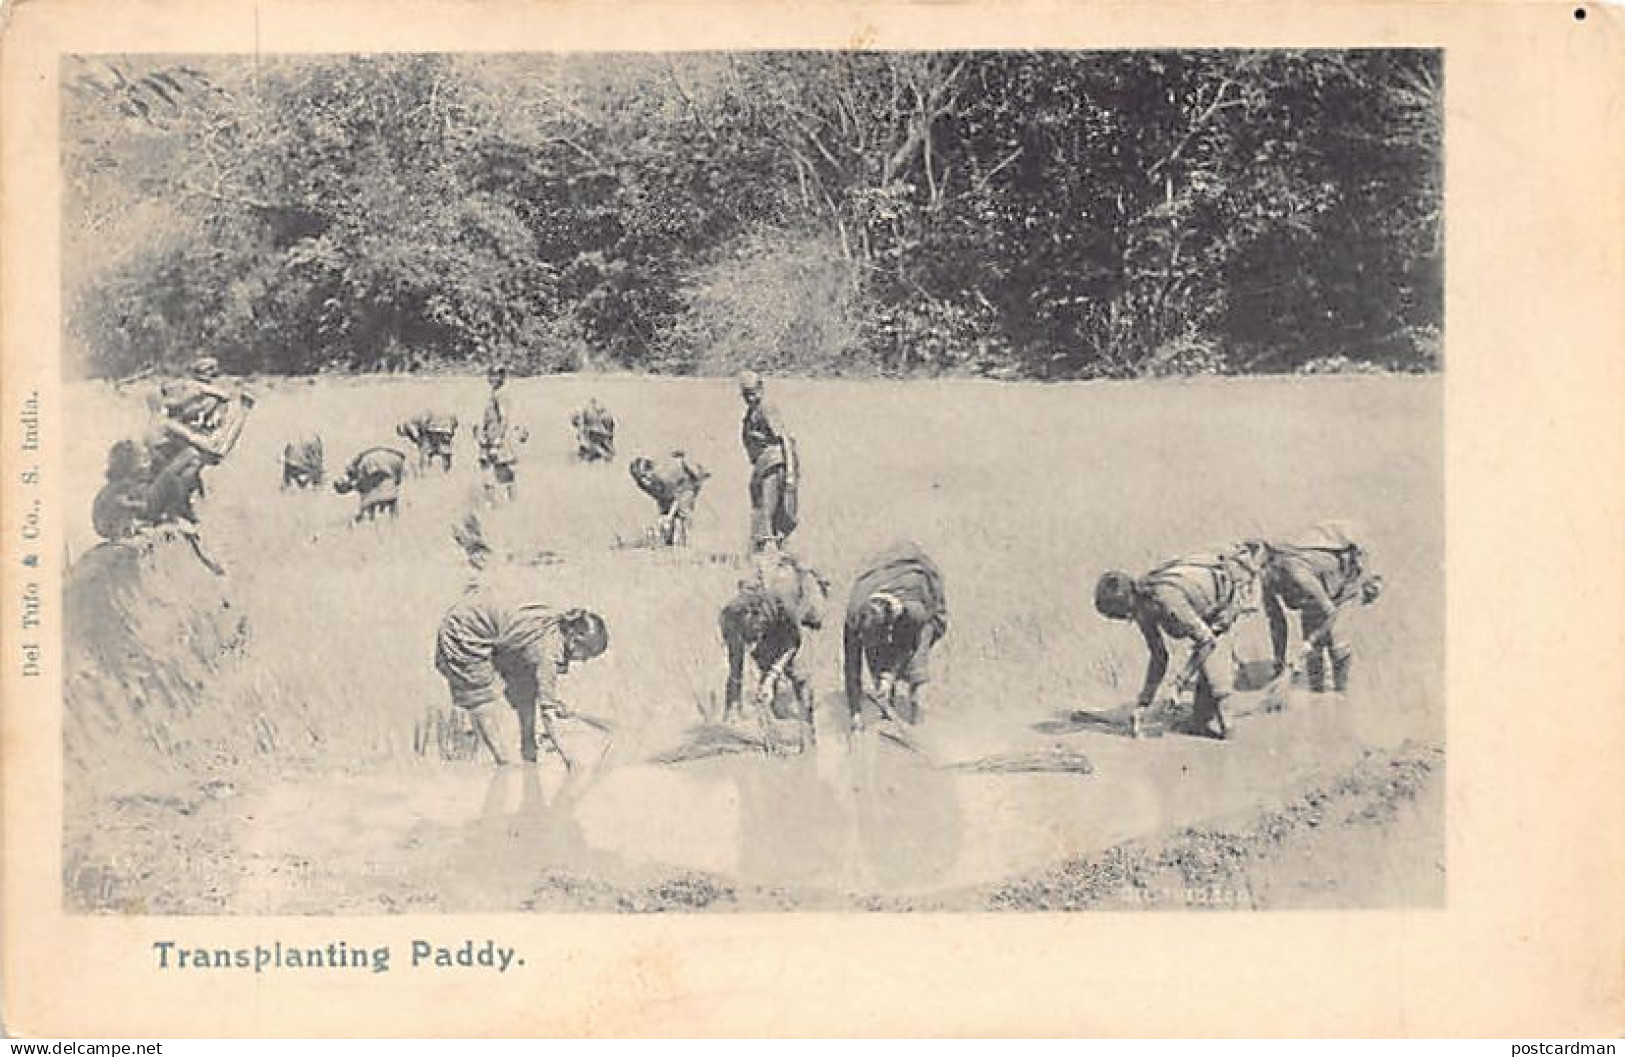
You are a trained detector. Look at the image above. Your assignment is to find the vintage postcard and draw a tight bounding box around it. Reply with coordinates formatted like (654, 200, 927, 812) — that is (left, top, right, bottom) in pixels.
(2, 0, 1621, 1038)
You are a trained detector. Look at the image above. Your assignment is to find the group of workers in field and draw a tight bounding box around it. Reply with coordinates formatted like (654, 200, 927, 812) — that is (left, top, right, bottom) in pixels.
(431, 369, 814, 765)
(428, 369, 1383, 765)
(1093, 523, 1383, 739)
(91, 359, 1383, 766)
(284, 365, 529, 520)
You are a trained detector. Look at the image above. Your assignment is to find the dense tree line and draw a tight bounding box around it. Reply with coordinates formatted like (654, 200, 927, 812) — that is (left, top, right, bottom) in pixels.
(63, 50, 1441, 380)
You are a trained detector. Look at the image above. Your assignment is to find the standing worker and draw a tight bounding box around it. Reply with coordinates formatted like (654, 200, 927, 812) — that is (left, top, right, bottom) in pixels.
(843, 540, 949, 730)
(434, 579, 610, 769)
(1258, 521, 1383, 693)
(1093, 542, 1268, 739)
(628, 451, 710, 546)
(476, 366, 526, 505)
(737, 371, 798, 554)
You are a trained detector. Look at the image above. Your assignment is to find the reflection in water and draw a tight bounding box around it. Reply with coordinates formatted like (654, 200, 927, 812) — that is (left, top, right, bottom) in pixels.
(234, 685, 1429, 909)
(475, 765, 577, 845)
(432, 766, 608, 907)
(729, 753, 849, 888)
(843, 736, 962, 892)
(571, 766, 740, 876)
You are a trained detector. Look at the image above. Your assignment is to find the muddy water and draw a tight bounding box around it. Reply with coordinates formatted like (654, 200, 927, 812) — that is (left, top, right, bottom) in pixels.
(227, 684, 1434, 911)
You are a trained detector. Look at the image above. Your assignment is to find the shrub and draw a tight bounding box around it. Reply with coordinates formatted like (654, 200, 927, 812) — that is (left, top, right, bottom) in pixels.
(662, 231, 866, 376)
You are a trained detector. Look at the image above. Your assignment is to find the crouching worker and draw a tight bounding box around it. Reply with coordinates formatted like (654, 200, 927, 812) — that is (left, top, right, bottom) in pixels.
(1093, 542, 1267, 740)
(844, 541, 948, 731)
(434, 587, 609, 767)
(92, 440, 156, 542)
(397, 411, 459, 473)
(332, 446, 407, 522)
(92, 439, 227, 574)
(719, 554, 829, 743)
(1259, 521, 1383, 693)
(93, 438, 197, 537)
(281, 435, 325, 489)
(629, 451, 710, 546)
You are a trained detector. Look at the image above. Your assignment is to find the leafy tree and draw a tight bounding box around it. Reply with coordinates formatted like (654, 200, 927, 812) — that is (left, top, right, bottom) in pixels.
(63, 50, 1441, 381)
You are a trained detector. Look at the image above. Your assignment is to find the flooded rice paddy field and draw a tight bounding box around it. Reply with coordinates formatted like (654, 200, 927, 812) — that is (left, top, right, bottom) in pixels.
(63, 373, 1443, 912)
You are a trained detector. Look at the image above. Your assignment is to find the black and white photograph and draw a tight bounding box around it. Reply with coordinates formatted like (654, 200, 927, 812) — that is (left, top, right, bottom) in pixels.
(7, 0, 1625, 1039)
(56, 48, 1447, 916)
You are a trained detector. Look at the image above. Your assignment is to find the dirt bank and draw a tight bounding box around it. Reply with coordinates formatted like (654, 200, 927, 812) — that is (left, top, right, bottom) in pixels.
(979, 740, 1444, 911)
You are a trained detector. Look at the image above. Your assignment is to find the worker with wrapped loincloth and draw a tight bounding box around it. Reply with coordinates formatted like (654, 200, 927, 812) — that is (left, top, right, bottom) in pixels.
(737, 371, 798, 554)
(1093, 542, 1268, 740)
(332, 446, 407, 522)
(719, 552, 829, 741)
(396, 411, 459, 473)
(843, 540, 949, 730)
(628, 451, 710, 546)
(1257, 521, 1383, 693)
(281, 435, 325, 489)
(572, 398, 616, 462)
(434, 578, 610, 768)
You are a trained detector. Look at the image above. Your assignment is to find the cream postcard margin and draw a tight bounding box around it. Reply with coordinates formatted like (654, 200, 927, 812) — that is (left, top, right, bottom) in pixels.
(2, 0, 1622, 1038)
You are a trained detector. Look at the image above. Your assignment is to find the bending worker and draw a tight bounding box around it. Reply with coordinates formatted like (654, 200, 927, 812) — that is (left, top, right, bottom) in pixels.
(397, 410, 459, 473)
(572, 398, 617, 462)
(281, 435, 325, 489)
(1258, 521, 1383, 693)
(629, 451, 710, 546)
(332, 446, 407, 521)
(843, 540, 949, 730)
(435, 579, 609, 768)
(719, 553, 827, 741)
(1094, 542, 1267, 740)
